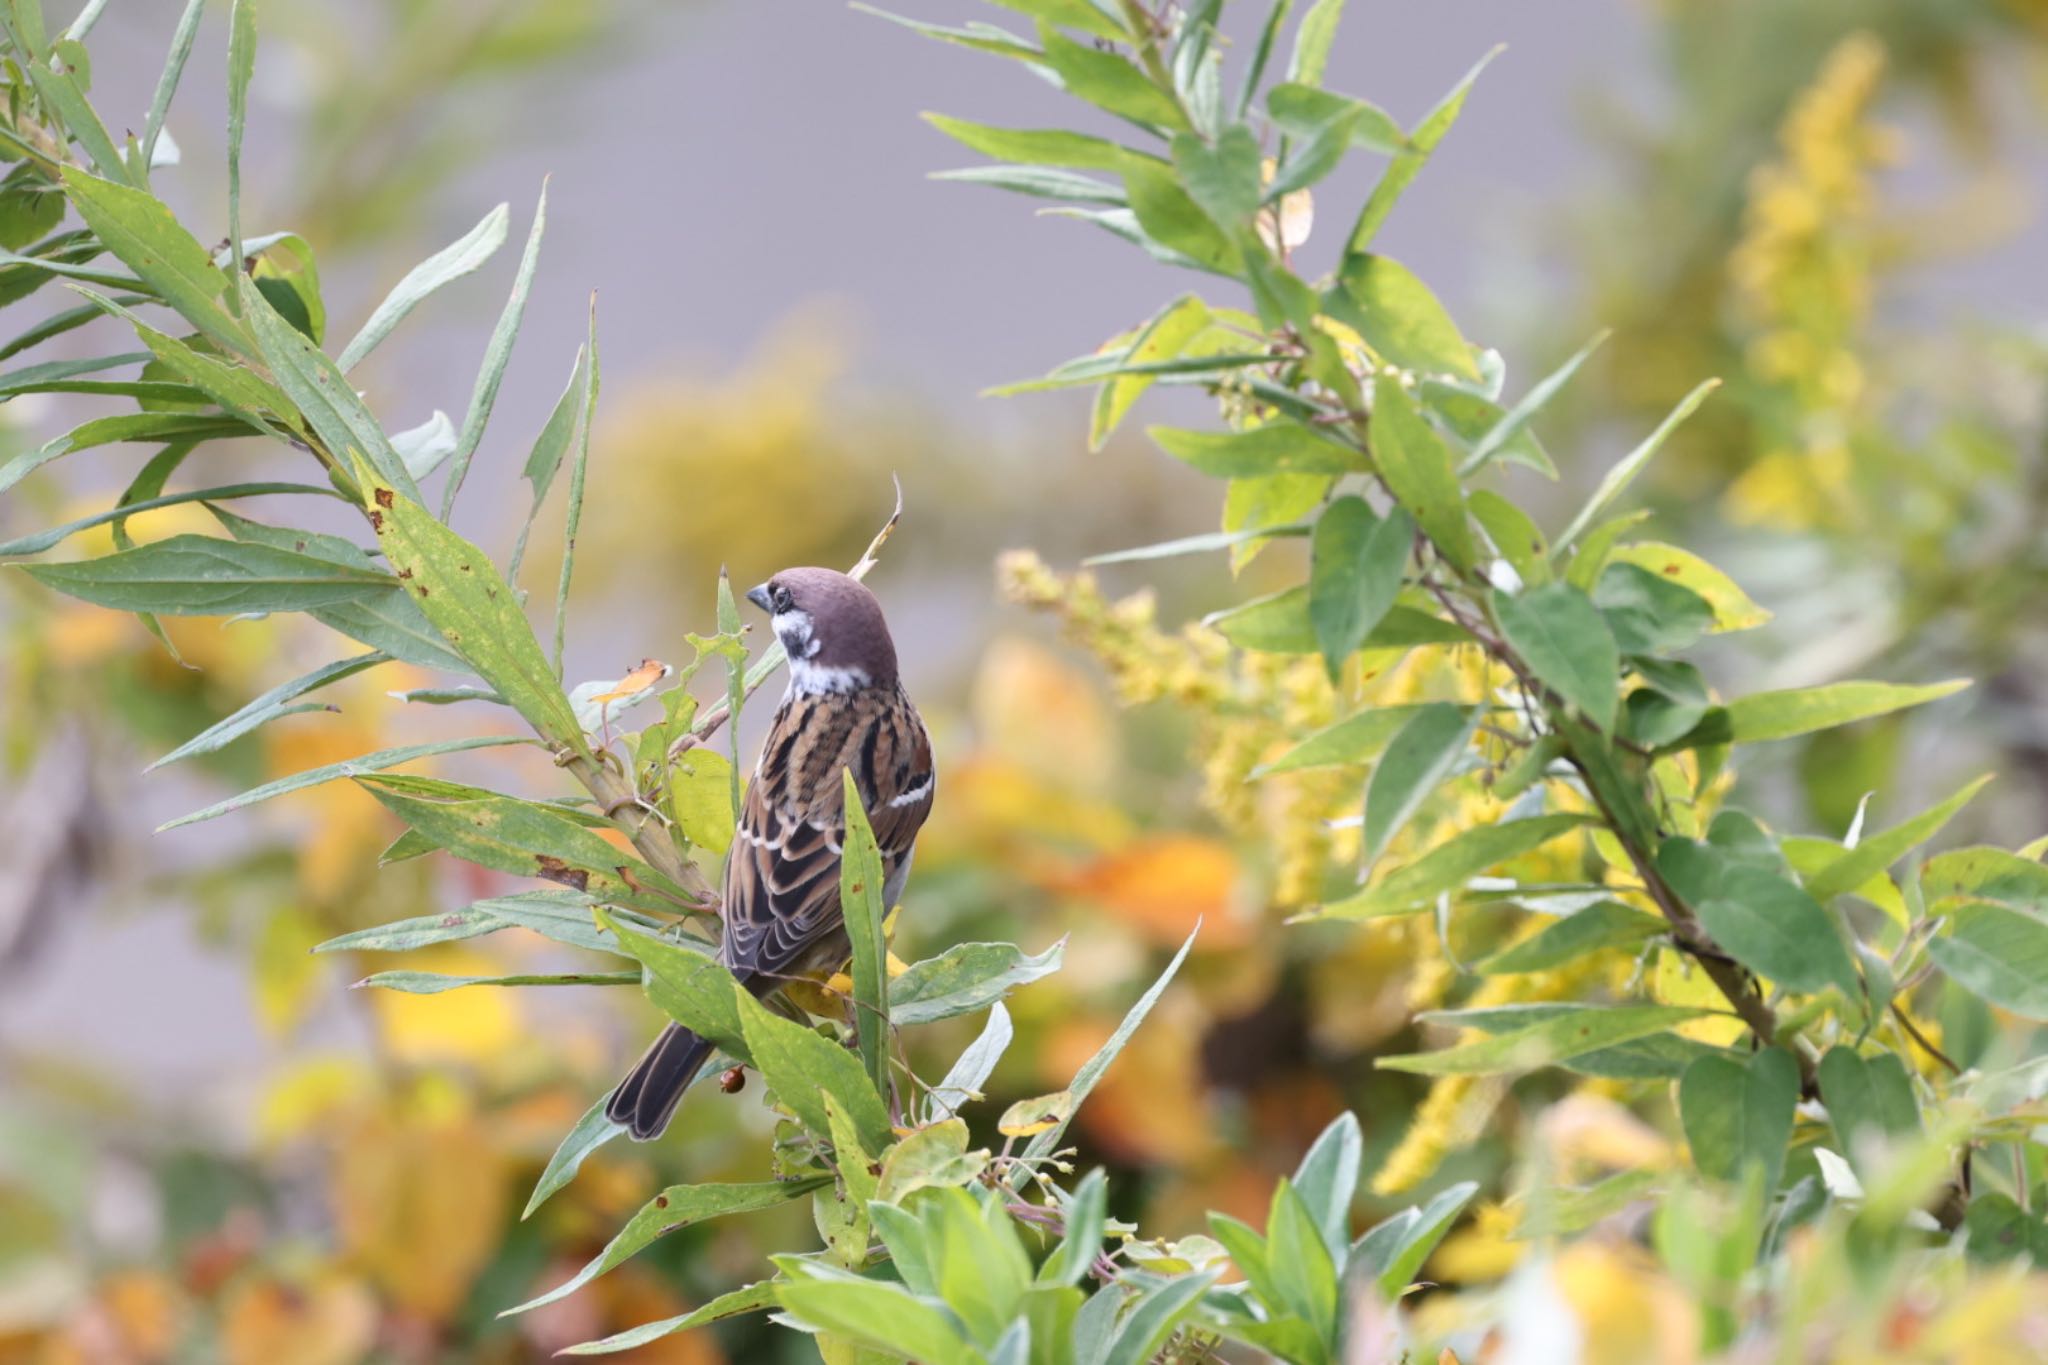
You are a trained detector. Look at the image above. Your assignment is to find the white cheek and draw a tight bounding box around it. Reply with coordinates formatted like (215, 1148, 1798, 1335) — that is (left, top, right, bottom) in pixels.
(773, 609, 819, 659)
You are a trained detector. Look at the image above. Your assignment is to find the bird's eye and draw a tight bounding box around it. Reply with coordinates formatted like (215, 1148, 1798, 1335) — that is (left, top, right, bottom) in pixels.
(772, 586, 793, 613)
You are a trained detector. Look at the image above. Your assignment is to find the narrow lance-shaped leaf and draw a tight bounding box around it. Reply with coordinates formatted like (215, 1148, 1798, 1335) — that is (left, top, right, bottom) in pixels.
(148, 651, 387, 771)
(338, 203, 510, 371)
(508, 344, 585, 583)
(1362, 701, 1477, 869)
(1309, 498, 1412, 681)
(1370, 372, 1477, 571)
(20, 534, 394, 616)
(1023, 923, 1199, 1162)
(1552, 379, 1719, 551)
(60, 169, 246, 354)
(0, 480, 335, 558)
(731, 981, 894, 1151)
(840, 769, 891, 1101)
(158, 733, 527, 831)
(503, 1178, 831, 1317)
(890, 938, 1065, 1026)
(1349, 46, 1499, 251)
(555, 1281, 779, 1357)
(1461, 330, 1608, 475)
(225, 0, 256, 273)
(553, 297, 598, 671)
(353, 459, 588, 753)
(443, 182, 546, 517)
(522, 1096, 624, 1221)
(1379, 1004, 1709, 1076)
(141, 0, 207, 174)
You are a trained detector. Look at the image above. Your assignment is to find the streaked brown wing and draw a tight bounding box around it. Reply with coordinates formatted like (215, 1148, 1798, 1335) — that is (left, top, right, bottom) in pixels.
(718, 685, 935, 983)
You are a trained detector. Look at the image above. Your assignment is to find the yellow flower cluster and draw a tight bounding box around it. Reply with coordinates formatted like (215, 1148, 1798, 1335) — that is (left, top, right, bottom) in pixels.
(997, 550, 1356, 906)
(1725, 33, 1898, 529)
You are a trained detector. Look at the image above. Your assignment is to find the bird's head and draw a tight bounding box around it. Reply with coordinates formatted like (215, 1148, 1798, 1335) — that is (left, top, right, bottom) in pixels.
(746, 567, 897, 695)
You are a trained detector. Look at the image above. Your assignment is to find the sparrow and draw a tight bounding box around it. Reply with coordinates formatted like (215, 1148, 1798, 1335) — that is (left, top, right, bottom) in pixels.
(606, 567, 935, 1141)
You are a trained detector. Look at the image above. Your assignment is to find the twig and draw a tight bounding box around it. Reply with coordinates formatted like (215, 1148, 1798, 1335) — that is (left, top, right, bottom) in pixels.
(1892, 1002, 1962, 1076)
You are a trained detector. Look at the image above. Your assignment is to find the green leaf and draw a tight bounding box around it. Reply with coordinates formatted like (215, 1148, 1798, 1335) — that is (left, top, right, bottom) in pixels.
(1171, 124, 1262, 230)
(1922, 846, 2048, 912)
(1607, 542, 1770, 633)
(1321, 814, 1590, 921)
(0, 480, 334, 559)
(1265, 1180, 1338, 1341)
(505, 343, 587, 584)
(1468, 488, 1550, 587)
(731, 982, 893, 1150)
(1927, 905, 2048, 1020)
(1084, 521, 1307, 568)
(771, 1265, 978, 1365)
(71, 288, 293, 429)
(983, 0, 1127, 40)
(0, 411, 254, 496)
(505, 1177, 829, 1316)
(1148, 420, 1365, 477)
(354, 468, 587, 752)
(1719, 679, 1970, 745)
(1355, 1181, 1477, 1300)
(314, 890, 622, 956)
(1091, 293, 1210, 448)
(1349, 47, 1497, 250)
(1248, 702, 1435, 778)
(1961, 1195, 2048, 1266)
(1553, 379, 1719, 551)
(59, 168, 243, 354)
(1475, 899, 1667, 974)
(1679, 1048, 1798, 1193)
(1119, 159, 1237, 273)
(1492, 581, 1620, 730)
(1309, 498, 1412, 679)
(556, 1281, 778, 1356)
(19, 533, 392, 615)
(1233, 0, 1292, 120)
(355, 774, 672, 908)
(891, 938, 1066, 1026)
(30, 61, 129, 186)
(1421, 382, 1556, 481)
(1330, 254, 1477, 380)
(1804, 775, 1993, 903)
(1590, 562, 1714, 658)
(147, 651, 385, 770)
(854, 3, 1042, 62)
(1209, 586, 1462, 654)
(1286, 0, 1345, 85)
(1561, 508, 1649, 593)
(1460, 331, 1606, 475)
(875, 1117, 989, 1202)
(933, 162, 1125, 203)
(1370, 372, 1476, 570)
(1268, 82, 1403, 157)
(439, 182, 547, 515)
(1290, 1111, 1361, 1264)
(600, 911, 748, 1060)
(1656, 838, 1862, 1001)
(1039, 1167, 1108, 1288)
(1024, 924, 1198, 1162)
(554, 301, 601, 671)
(225, 0, 255, 271)
(1101, 1270, 1220, 1365)
(1038, 25, 1186, 129)
(1379, 1004, 1707, 1076)
(923, 112, 1142, 170)
(840, 769, 892, 1101)
(338, 203, 510, 371)
(239, 283, 420, 503)
(141, 0, 206, 173)
(1511, 1169, 1661, 1240)
(1361, 701, 1478, 868)
(355, 969, 636, 993)
(1623, 658, 1711, 750)
(157, 734, 525, 831)
(1817, 1048, 1918, 1167)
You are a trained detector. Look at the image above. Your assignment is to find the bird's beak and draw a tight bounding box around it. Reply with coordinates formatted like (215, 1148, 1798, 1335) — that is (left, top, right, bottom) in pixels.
(745, 583, 773, 614)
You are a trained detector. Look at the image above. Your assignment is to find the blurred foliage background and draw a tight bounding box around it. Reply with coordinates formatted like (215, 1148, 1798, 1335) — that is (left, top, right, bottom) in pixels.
(0, 0, 2044, 1360)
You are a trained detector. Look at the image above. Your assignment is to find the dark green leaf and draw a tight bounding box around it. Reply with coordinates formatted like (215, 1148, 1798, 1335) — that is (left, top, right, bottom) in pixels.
(1593, 562, 1714, 657)
(1331, 253, 1477, 379)
(1309, 498, 1412, 679)
(1657, 838, 1862, 1001)
(1324, 814, 1590, 921)
(158, 734, 526, 830)
(1370, 372, 1476, 570)
(1362, 701, 1477, 868)
(1679, 1048, 1798, 1192)
(1817, 1048, 1919, 1168)
(443, 183, 546, 516)
(19, 533, 392, 615)
(148, 650, 385, 770)
(1475, 899, 1666, 974)
(1171, 124, 1262, 230)
(731, 982, 892, 1150)
(60, 168, 243, 353)
(1927, 905, 2048, 1020)
(1492, 581, 1620, 730)
(1149, 420, 1366, 477)
(1348, 47, 1497, 250)
(923, 113, 1143, 170)
(1038, 25, 1186, 129)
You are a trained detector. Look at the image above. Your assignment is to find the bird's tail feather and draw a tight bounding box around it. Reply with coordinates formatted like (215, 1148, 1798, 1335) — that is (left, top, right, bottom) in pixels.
(607, 1023, 715, 1142)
